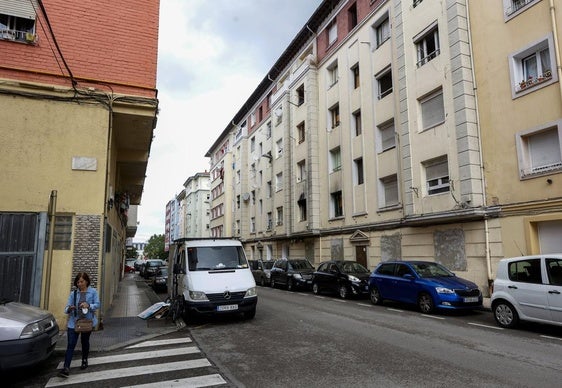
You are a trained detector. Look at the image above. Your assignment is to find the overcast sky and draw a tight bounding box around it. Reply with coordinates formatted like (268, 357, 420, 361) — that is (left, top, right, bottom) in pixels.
(134, 0, 324, 242)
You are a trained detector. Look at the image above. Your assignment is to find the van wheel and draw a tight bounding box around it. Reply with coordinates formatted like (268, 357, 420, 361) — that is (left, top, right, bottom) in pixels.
(493, 300, 519, 328)
(287, 279, 294, 291)
(243, 307, 256, 320)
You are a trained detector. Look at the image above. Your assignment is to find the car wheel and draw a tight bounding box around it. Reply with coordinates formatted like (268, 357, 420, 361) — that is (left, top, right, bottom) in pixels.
(339, 285, 348, 299)
(287, 279, 294, 291)
(418, 292, 435, 314)
(243, 307, 256, 320)
(493, 300, 519, 329)
(369, 286, 382, 305)
(260, 277, 266, 287)
(312, 282, 320, 295)
(271, 278, 276, 289)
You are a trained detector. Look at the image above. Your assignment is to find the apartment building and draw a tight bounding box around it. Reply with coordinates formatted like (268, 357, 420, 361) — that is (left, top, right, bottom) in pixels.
(468, 0, 562, 256)
(0, 0, 159, 324)
(183, 172, 211, 238)
(204, 0, 561, 295)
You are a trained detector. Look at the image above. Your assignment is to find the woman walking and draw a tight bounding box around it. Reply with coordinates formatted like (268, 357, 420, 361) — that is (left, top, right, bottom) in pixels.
(58, 272, 100, 378)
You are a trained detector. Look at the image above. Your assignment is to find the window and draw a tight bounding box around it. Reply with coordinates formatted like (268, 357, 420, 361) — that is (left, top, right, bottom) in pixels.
(276, 207, 284, 226)
(505, 0, 538, 17)
(415, 25, 440, 67)
(266, 122, 272, 139)
(296, 85, 305, 105)
(348, 3, 357, 31)
(250, 217, 255, 233)
(374, 16, 390, 48)
(508, 258, 542, 284)
(0, 1, 38, 43)
(275, 172, 283, 191)
(354, 157, 364, 185)
(330, 104, 340, 128)
(351, 64, 360, 89)
(266, 212, 273, 230)
(298, 195, 307, 221)
(380, 174, 399, 207)
(250, 137, 255, 152)
(276, 139, 283, 158)
(297, 160, 306, 181)
(378, 120, 396, 152)
(511, 36, 555, 93)
(236, 195, 240, 209)
(353, 110, 362, 136)
(297, 121, 305, 143)
(377, 69, 392, 99)
(266, 181, 272, 198)
(330, 147, 342, 172)
(258, 106, 263, 122)
(424, 156, 450, 195)
(420, 89, 445, 130)
(331, 191, 344, 218)
(516, 123, 562, 178)
(328, 20, 337, 45)
(250, 112, 256, 126)
(328, 61, 339, 86)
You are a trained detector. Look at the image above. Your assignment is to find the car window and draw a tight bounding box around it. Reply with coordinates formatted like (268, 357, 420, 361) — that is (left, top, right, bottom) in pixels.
(290, 260, 314, 270)
(507, 258, 542, 284)
(341, 262, 369, 273)
(376, 263, 396, 276)
(411, 262, 453, 278)
(263, 261, 274, 270)
(395, 264, 414, 277)
(317, 262, 329, 272)
(546, 258, 562, 286)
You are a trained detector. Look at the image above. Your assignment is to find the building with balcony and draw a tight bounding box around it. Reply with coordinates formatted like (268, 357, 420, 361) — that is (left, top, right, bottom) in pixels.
(468, 0, 562, 256)
(183, 172, 211, 238)
(0, 0, 159, 324)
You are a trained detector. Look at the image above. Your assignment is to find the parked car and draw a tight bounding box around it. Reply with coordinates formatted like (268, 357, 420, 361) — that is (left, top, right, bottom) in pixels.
(368, 261, 483, 313)
(151, 266, 169, 293)
(249, 259, 275, 286)
(270, 258, 315, 291)
(141, 259, 166, 279)
(0, 298, 59, 371)
(491, 254, 562, 328)
(134, 258, 145, 271)
(312, 260, 370, 299)
(124, 259, 136, 273)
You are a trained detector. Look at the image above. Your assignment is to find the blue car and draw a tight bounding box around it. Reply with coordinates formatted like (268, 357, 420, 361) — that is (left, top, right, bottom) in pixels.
(368, 261, 482, 313)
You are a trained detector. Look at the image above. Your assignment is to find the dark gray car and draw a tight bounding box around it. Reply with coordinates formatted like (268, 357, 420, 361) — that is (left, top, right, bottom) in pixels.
(270, 258, 315, 291)
(249, 259, 274, 286)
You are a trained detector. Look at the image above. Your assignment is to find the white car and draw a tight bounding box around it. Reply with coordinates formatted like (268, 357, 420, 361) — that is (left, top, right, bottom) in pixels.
(491, 254, 562, 328)
(0, 298, 59, 370)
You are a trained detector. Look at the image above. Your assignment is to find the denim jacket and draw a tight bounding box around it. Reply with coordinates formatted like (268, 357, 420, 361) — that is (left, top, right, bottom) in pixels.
(64, 287, 100, 329)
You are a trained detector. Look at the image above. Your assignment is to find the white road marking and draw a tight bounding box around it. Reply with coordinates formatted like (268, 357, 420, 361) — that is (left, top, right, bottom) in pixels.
(58, 346, 201, 369)
(314, 296, 326, 299)
(45, 359, 211, 387)
(357, 303, 372, 307)
(387, 308, 404, 312)
(297, 293, 308, 296)
(334, 299, 346, 303)
(121, 373, 227, 388)
(540, 335, 562, 341)
(420, 314, 445, 320)
(126, 337, 192, 348)
(467, 322, 503, 330)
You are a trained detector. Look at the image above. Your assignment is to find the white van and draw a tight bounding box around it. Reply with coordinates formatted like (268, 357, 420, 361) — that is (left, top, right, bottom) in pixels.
(168, 238, 257, 320)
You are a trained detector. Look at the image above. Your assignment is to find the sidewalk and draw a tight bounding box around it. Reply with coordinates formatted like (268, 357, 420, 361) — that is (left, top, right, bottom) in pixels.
(55, 272, 180, 354)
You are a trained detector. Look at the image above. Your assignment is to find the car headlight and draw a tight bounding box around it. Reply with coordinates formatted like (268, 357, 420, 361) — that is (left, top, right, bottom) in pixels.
(20, 322, 42, 339)
(245, 287, 257, 298)
(292, 273, 303, 279)
(348, 275, 360, 283)
(189, 291, 209, 301)
(435, 287, 455, 294)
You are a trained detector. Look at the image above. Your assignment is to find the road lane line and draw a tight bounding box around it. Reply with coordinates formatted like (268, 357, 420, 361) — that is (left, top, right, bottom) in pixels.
(46, 359, 211, 387)
(314, 296, 326, 299)
(126, 337, 192, 348)
(540, 335, 562, 341)
(297, 293, 308, 296)
(420, 314, 445, 320)
(467, 322, 503, 330)
(386, 308, 404, 312)
(357, 303, 372, 307)
(123, 373, 227, 388)
(334, 299, 346, 303)
(58, 346, 201, 369)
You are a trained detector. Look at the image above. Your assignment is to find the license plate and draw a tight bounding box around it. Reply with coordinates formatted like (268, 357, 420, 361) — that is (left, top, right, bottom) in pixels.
(464, 297, 479, 303)
(217, 304, 238, 311)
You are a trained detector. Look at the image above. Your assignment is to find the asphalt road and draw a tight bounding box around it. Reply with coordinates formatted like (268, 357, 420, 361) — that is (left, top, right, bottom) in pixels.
(188, 285, 562, 388)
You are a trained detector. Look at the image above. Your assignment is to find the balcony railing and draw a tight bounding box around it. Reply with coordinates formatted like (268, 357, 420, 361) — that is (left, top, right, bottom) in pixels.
(516, 70, 552, 92)
(506, 0, 534, 16)
(0, 29, 36, 44)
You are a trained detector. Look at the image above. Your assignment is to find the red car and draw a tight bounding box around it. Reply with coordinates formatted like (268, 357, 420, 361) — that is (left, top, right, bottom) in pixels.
(124, 259, 136, 273)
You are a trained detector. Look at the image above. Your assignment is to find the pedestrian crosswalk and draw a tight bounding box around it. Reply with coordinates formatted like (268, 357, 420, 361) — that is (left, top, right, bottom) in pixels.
(45, 335, 228, 387)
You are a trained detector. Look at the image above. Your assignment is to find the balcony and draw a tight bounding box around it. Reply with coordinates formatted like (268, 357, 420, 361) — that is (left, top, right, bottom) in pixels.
(0, 29, 36, 44)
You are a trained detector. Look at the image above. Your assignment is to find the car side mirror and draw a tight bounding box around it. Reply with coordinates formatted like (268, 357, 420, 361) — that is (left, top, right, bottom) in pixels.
(403, 274, 414, 280)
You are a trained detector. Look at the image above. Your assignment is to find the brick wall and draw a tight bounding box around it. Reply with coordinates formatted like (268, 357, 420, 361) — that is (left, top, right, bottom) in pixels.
(72, 214, 102, 288)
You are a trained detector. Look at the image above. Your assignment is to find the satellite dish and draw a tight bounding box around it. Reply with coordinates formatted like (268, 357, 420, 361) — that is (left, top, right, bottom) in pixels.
(242, 193, 250, 201)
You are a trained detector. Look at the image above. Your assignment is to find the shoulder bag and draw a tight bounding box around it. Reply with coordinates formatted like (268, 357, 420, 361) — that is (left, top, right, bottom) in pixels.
(74, 290, 93, 333)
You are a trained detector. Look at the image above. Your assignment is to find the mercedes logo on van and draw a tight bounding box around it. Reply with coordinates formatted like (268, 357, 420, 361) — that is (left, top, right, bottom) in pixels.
(223, 291, 231, 300)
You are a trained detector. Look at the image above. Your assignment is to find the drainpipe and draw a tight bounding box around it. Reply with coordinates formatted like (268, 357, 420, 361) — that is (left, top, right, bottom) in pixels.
(43, 190, 57, 310)
(466, 4, 493, 293)
(549, 0, 562, 100)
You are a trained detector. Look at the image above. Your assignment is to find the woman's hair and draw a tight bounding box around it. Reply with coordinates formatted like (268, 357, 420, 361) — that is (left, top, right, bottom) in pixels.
(74, 272, 91, 287)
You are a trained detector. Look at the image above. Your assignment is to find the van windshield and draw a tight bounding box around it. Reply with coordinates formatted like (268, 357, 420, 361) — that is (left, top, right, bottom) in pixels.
(188, 246, 248, 271)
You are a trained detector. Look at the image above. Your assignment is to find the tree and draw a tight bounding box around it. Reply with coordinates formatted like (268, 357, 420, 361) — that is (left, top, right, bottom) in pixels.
(143, 234, 167, 260)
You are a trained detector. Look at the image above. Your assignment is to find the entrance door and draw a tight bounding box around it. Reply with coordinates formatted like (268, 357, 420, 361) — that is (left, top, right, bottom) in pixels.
(355, 245, 367, 268)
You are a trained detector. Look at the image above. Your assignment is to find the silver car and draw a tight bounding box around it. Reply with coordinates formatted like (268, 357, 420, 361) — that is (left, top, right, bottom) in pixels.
(0, 298, 60, 370)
